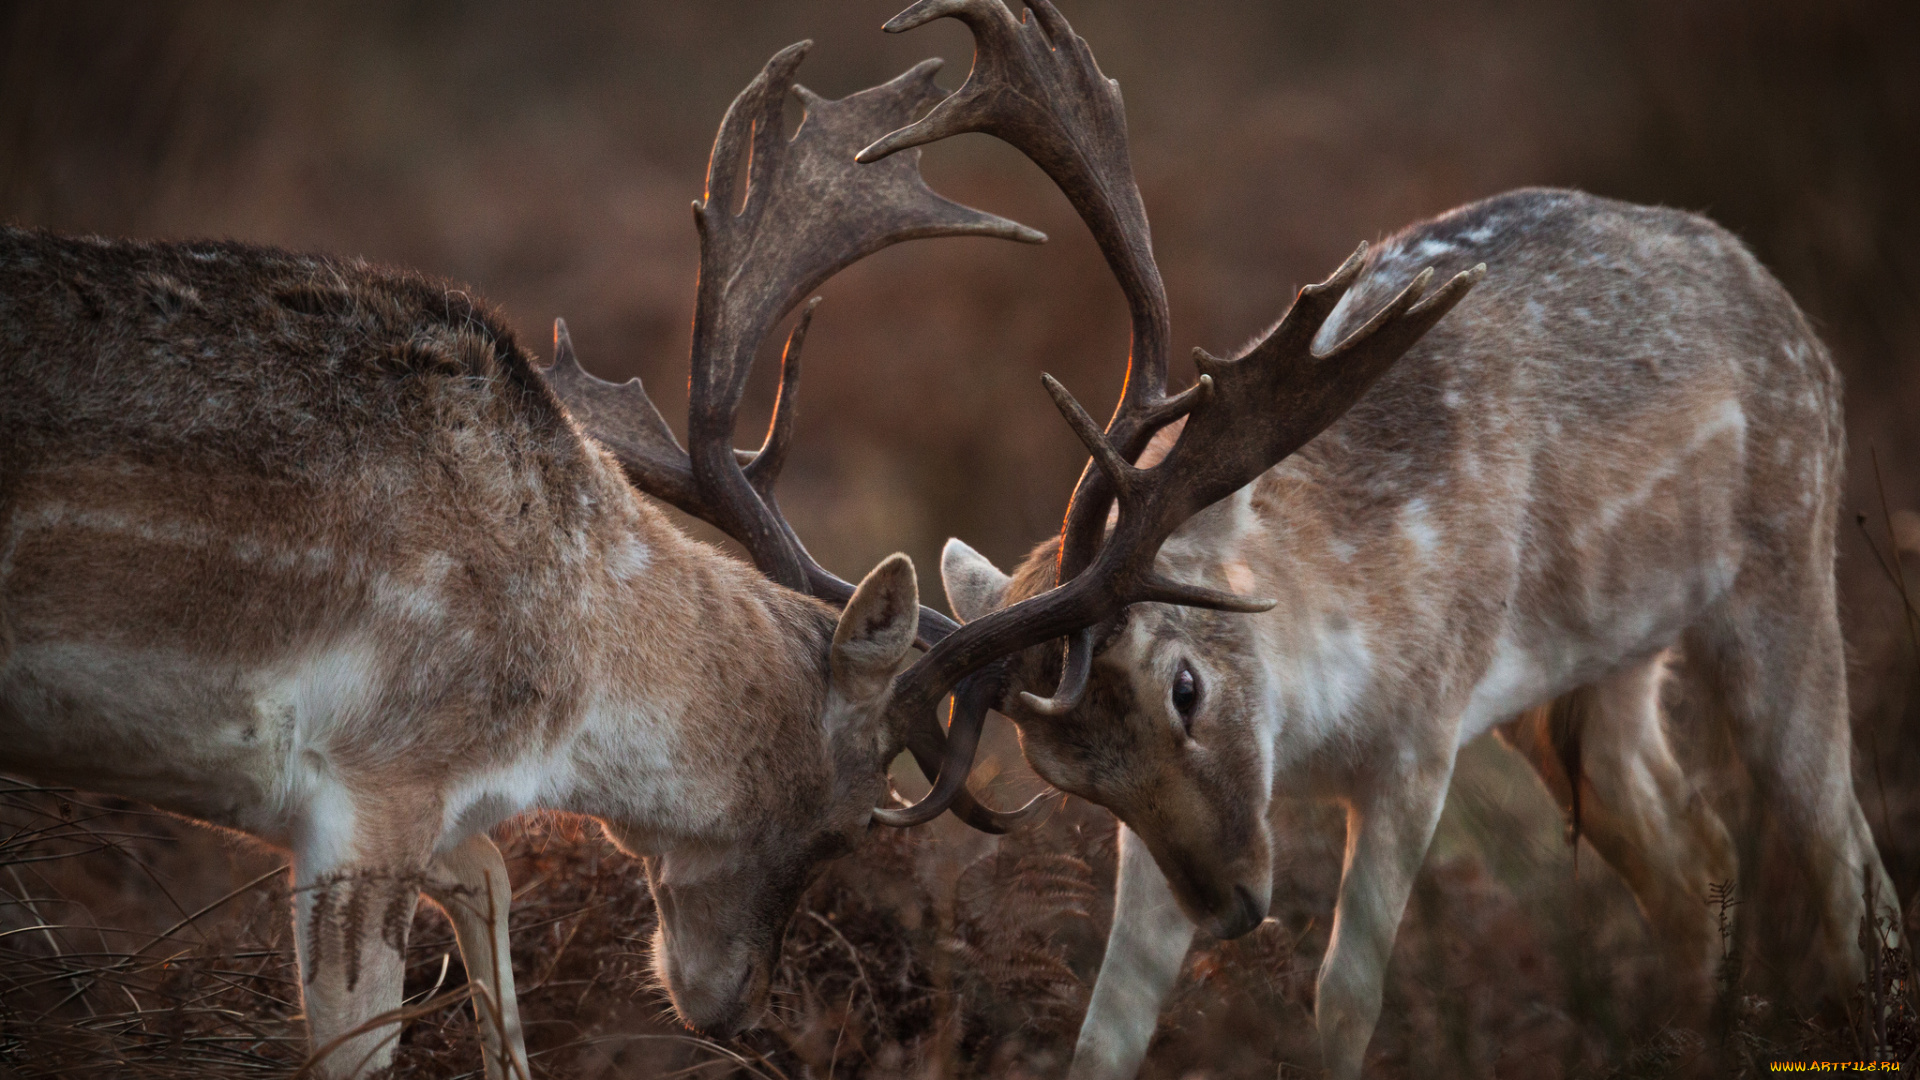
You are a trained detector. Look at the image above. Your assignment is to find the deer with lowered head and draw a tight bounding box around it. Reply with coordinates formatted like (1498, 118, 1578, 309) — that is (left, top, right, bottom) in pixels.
(756, 2, 1901, 1077)
(0, 53, 987, 1080)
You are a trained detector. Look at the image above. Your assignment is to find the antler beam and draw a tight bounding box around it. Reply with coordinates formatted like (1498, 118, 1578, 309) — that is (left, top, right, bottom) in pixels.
(859, 0, 1174, 586)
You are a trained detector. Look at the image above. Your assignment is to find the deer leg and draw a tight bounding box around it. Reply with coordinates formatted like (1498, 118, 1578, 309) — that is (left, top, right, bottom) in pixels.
(1316, 744, 1456, 1080)
(1069, 823, 1198, 1080)
(423, 833, 530, 1080)
(291, 828, 423, 1079)
(1497, 655, 1737, 992)
(1685, 588, 1901, 999)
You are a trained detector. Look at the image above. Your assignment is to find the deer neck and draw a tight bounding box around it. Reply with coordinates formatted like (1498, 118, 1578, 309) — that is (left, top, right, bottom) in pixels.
(543, 490, 838, 851)
(1162, 478, 1383, 760)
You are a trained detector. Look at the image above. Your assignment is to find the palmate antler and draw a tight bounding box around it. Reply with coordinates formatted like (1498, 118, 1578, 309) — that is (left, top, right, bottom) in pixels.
(545, 42, 1040, 601)
(548, 6, 1480, 832)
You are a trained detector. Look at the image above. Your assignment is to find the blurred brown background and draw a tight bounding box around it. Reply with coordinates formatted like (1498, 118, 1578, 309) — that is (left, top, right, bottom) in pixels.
(4, 1, 1919, 1074)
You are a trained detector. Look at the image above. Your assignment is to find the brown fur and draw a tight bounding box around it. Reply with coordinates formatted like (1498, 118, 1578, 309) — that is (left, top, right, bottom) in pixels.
(0, 225, 922, 1078)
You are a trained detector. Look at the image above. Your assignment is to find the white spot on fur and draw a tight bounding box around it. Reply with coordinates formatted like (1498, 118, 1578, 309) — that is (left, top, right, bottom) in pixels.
(439, 747, 579, 851)
(1573, 398, 1746, 551)
(609, 536, 653, 582)
(1400, 498, 1440, 558)
(20, 504, 338, 576)
(1224, 560, 1256, 595)
(1265, 609, 1374, 762)
(1455, 634, 1551, 743)
(263, 637, 389, 824)
(370, 554, 453, 624)
(567, 693, 728, 843)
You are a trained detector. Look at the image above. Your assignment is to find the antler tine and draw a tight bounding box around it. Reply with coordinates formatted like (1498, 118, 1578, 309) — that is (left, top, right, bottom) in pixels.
(742, 297, 818, 501)
(1017, 626, 1094, 716)
(542, 318, 702, 512)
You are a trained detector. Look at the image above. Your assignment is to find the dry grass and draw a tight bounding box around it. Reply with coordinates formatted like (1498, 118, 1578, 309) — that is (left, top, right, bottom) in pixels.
(0, 780, 303, 1076)
(4, 1, 1920, 1076)
(3, 755, 1915, 1078)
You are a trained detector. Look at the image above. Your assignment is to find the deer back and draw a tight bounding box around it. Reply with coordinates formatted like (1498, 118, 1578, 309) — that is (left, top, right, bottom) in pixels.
(0, 228, 857, 833)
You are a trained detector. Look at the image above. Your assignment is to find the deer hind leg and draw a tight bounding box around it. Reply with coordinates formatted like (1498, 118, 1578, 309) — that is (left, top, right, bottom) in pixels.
(1685, 584, 1900, 999)
(1069, 823, 1198, 1080)
(423, 833, 529, 1080)
(1497, 654, 1736, 991)
(292, 818, 428, 1079)
(1316, 741, 1457, 1080)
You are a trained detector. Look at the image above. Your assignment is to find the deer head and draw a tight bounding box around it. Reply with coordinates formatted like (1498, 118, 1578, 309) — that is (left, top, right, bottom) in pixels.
(607, 554, 923, 1036)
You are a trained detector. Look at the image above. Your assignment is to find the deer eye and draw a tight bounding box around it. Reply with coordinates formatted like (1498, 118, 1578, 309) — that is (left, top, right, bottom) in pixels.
(1171, 663, 1200, 727)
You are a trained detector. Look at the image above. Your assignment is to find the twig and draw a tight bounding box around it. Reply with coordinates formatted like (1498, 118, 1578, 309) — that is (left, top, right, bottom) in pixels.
(156, 865, 289, 943)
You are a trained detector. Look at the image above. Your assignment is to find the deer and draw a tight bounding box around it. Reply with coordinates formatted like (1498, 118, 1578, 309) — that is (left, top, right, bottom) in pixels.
(0, 38, 1101, 1080)
(702, 2, 1915, 1078)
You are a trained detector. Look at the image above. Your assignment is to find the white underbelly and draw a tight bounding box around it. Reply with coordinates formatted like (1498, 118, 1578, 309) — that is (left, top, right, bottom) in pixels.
(1452, 599, 1710, 746)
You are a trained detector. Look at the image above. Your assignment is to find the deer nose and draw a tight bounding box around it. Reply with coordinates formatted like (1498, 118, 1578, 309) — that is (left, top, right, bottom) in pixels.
(1210, 882, 1267, 939)
(673, 962, 756, 1037)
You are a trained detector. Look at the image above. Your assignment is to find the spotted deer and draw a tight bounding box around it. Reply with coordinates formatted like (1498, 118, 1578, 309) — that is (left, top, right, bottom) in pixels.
(797, 2, 1904, 1078)
(0, 41, 1091, 1080)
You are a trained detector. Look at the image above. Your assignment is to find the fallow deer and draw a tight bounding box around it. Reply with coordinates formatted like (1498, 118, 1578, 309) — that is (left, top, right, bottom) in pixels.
(0, 42, 1084, 1080)
(796, 2, 1901, 1077)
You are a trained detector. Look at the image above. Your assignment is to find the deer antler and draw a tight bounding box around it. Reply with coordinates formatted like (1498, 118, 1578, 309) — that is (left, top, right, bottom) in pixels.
(861, 0, 1483, 824)
(543, 42, 1054, 833)
(859, 0, 1173, 580)
(548, 43, 1040, 597)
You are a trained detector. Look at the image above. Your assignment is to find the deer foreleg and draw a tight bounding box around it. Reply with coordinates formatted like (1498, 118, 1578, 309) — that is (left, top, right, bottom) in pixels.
(1316, 747, 1456, 1080)
(424, 833, 530, 1080)
(1069, 823, 1198, 1080)
(292, 841, 421, 1079)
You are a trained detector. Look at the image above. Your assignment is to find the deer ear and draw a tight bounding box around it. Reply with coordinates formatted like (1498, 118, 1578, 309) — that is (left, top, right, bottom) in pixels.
(940, 539, 1011, 624)
(831, 553, 920, 706)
